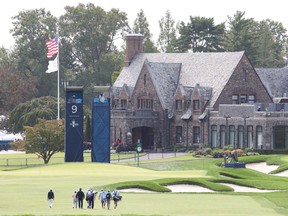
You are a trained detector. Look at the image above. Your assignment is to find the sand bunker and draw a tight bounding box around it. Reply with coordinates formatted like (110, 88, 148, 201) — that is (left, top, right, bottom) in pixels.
(245, 162, 279, 174)
(219, 183, 278, 193)
(119, 188, 156, 193)
(120, 162, 287, 193)
(166, 184, 214, 193)
(120, 183, 278, 193)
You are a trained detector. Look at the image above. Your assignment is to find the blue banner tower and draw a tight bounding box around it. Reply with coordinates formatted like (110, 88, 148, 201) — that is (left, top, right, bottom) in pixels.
(65, 86, 84, 162)
(92, 87, 110, 163)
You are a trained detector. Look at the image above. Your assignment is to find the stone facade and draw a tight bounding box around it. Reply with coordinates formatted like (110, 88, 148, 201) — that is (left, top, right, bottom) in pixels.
(110, 34, 288, 151)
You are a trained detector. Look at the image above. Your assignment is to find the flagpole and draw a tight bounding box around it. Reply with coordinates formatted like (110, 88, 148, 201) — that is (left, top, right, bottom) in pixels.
(57, 33, 60, 120)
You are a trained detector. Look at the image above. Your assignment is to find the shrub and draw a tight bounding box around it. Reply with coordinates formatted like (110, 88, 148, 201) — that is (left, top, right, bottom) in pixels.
(212, 148, 224, 158)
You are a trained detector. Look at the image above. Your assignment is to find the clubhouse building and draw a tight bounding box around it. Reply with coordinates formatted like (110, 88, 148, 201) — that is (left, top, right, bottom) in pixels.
(109, 34, 288, 151)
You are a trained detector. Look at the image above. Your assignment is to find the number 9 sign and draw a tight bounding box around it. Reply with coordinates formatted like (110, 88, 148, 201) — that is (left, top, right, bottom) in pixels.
(71, 105, 78, 114)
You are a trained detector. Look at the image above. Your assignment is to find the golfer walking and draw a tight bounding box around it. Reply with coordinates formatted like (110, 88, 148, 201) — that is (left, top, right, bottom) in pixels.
(47, 189, 55, 208)
(76, 188, 85, 208)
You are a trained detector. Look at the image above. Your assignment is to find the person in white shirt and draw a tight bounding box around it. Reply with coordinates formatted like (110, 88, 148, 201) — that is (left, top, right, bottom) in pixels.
(72, 190, 77, 208)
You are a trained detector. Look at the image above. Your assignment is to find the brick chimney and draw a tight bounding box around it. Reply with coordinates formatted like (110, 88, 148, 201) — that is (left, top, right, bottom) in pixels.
(124, 34, 144, 67)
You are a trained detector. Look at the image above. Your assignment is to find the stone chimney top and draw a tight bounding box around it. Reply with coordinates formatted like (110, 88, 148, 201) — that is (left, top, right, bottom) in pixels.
(124, 34, 144, 67)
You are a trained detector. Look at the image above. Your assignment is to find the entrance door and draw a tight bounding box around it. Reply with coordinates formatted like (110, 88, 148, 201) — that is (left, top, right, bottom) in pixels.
(132, 127, 154, 150)
(273, 126, 288, 149)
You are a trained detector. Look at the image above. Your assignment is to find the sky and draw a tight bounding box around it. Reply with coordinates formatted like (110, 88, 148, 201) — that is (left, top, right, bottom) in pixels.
(1, 0, 288, 49)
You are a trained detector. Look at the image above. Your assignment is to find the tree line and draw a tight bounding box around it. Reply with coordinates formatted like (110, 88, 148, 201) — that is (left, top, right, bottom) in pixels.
(1, 3, 288, 132)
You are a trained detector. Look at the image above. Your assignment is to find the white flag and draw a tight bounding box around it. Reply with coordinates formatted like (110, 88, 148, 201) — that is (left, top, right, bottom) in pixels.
(46, 56, 58, 73)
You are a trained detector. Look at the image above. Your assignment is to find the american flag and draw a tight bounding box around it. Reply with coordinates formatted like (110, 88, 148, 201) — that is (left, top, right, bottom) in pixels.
(46, 34, 58, 59)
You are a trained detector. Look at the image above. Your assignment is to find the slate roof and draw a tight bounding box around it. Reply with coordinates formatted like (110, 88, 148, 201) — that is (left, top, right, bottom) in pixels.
(256, 67, 288, 98)
(145, 60, 181, 111)
(114, 51, 245, 108)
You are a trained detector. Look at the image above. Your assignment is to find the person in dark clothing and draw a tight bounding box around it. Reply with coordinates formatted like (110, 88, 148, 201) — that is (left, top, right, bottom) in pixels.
(106, 190, 112, 210)
(76, 188, 85, 208)
(47, 189, 55, 208)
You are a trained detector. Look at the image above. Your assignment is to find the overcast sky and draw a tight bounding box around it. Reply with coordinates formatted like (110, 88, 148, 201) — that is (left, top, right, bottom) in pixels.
(1, 0, 288, 49)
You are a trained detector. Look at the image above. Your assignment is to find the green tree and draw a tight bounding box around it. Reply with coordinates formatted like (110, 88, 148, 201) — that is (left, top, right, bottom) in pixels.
(157, 10, 177, 53)
(8, 96, 65, 133)
(10, 9, 59, 97)
(24, 119, 64, 164)
(58, 3, 128, 106)
(224, 11, 257, 62)
(176, 16, 225, 53)
(133, 9, 158, 53)
(0, 47, 12, 68)
(254, 19, 288, 67)
(59, 3, 128, 86)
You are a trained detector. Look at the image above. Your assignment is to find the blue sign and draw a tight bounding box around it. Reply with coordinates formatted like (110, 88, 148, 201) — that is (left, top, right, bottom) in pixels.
(92, 96, 110, 163)
(65, 87, 84, 162)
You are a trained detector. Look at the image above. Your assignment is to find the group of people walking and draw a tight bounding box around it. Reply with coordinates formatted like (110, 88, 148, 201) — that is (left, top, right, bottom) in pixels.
(48, 187, 122, 209)
(71, 188, 122, 210)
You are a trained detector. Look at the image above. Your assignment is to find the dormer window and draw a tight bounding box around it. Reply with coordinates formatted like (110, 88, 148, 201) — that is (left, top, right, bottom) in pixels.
(176, 100, 182, 110)
(113, 99, 119, 109)
(193, 100, 200, 110)
(121, 99, 127, 109)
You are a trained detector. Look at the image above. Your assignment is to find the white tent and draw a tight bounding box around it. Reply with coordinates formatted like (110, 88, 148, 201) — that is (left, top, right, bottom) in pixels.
(0, 130, 23, 141)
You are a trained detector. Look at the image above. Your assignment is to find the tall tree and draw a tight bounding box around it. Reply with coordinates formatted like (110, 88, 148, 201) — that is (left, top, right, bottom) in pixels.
(59, 3, 128, 86)
(10, 9, 59, 97)
(133, 9, 158, 53)
(176, 16, 225, 53)
(23, 119, 64, 164)
(58, 3, 129, 106)
(254, 19, 288, 67)
(224, 11, 257, 63)
(157, 10, 177, 53)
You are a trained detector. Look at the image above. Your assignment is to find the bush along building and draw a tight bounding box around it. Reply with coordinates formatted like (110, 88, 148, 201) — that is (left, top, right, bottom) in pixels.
(110, 34, 288, 151)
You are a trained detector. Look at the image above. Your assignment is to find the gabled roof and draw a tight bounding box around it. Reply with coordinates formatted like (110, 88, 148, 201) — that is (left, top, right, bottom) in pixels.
(111, 84, 133, 98)
(256, 67, 288, 98)
(145, 60, 181, 110)
(114, 51, 245, 107)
